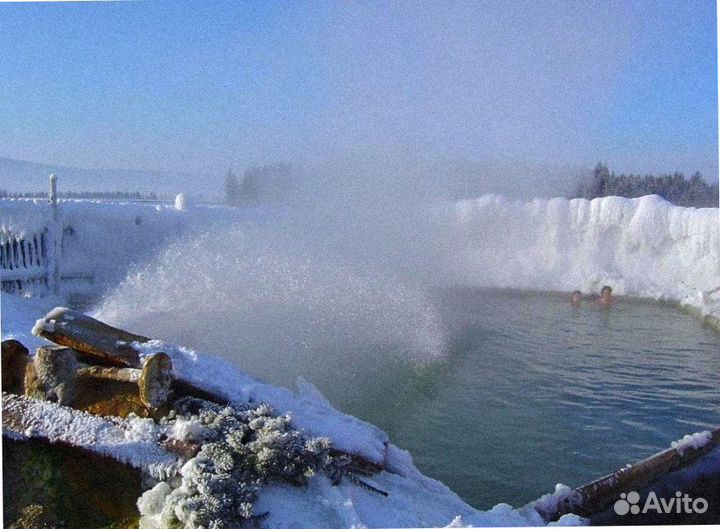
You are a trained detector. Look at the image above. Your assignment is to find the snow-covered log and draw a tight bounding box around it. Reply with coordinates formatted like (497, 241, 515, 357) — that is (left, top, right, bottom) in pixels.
(32, 307, 148, 367)
(538, 427, 720, 521)
(2, 393, 180, 480)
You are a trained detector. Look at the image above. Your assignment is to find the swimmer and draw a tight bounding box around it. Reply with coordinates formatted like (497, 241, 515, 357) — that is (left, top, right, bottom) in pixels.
(570, 290, 582, 306)
(597, 285, 614, 307)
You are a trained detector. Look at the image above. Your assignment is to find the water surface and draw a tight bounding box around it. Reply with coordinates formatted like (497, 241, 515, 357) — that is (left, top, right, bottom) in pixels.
(308, 289, 720, 509)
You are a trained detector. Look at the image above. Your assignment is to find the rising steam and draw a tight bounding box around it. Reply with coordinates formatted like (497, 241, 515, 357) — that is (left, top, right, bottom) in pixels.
(95, 223, 446, 388)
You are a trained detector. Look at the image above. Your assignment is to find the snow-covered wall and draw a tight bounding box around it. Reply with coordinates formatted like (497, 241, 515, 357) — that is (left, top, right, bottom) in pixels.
(443, 194, 719, 307)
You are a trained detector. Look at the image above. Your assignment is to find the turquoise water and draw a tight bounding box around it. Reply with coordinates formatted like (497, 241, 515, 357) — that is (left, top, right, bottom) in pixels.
(309, 289, 720, 509)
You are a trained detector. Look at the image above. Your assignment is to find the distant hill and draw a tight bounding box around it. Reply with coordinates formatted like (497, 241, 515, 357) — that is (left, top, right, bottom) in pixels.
(0, 157, 215, 198)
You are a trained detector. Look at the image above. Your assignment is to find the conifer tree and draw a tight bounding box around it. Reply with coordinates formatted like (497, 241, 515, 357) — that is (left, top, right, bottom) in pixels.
(224, 168, 240, 206)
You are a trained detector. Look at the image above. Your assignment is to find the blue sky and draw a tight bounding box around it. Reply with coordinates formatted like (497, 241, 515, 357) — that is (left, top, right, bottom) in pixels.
(0, 0, 716, 179)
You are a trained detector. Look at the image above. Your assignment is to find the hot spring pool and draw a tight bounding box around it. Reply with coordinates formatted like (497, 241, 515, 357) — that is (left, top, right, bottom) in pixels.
(85, 286, 720, 511)
(279, 289, 720, 509)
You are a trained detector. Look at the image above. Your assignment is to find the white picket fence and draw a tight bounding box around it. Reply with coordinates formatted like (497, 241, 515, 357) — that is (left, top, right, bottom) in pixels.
(1, 175, 62, 295)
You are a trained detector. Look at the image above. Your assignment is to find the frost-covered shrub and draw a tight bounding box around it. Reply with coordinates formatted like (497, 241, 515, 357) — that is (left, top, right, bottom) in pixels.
(140, 398, 354, 529)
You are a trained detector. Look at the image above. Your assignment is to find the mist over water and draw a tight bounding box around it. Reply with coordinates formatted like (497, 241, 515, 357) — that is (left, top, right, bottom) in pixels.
(95, 220, 447, 388)
(93, 159, 501, 386)
(94, 159, 719, 390)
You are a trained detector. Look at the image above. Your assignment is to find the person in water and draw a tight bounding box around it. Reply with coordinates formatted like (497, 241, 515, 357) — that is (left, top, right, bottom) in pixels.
(598, 285, 614, 307)
(570, 290, 582, 306)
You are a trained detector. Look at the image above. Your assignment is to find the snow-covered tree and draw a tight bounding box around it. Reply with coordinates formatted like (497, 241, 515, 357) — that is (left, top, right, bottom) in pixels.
(224, 168, 240, 206)
(575, 164, 718, 207)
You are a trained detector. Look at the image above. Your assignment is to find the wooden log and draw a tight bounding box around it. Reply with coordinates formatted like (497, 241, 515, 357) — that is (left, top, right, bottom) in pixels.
(32, 307, 148, 367)
(29, 345, 174, 409)
(543, 427, 720, 521)
(33, 308, 228, 405)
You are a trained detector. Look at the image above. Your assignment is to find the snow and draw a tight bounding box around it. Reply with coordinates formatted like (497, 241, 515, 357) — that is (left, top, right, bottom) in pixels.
(531, 484, 580, 522)
(0, 198, 54, 239)
(671, 430, 713, 456)
(174, 193, 188, 211)
(130, 339, 391, 465)
(2, 393, 179, 480)
(0, 197, 255, 289)
(446, 194, 720, 318)
(239, 472, 584, 529)
(170, 417, 207, 443)
(31, 314, 57, 335)
(138, 482, 173, 521)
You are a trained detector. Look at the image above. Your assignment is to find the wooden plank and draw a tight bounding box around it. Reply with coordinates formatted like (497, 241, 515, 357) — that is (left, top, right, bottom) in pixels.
(32, 307, 148, 367)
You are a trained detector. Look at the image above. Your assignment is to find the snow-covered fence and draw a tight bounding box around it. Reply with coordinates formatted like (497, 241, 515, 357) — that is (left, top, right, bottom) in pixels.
(0, 228, 51, 293)
(1, 183, 254, 296)
(1, 175, 62, 295)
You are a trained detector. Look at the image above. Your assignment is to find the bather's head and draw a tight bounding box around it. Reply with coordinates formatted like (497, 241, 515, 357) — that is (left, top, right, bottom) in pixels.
(599, 285, 613, 306)
(570, 290, 582, 306)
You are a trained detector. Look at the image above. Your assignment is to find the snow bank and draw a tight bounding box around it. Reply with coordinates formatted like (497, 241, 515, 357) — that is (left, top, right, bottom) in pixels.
(444, 194, 719, 315)
(243, 475, 583, 529)
(131, 339, 391, 465)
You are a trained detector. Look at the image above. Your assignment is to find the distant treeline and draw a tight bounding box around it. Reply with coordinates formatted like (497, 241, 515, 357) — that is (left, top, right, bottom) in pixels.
(224, 163, 294, 206)
(0, 189, 165, 201)
(576, 163, 718, 207)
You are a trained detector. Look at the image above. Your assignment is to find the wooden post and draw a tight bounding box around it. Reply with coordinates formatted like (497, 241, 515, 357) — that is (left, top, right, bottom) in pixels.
(48, 174, 58, 216)
(48, 174, 60, 294)
(539, 427, 720, 521)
